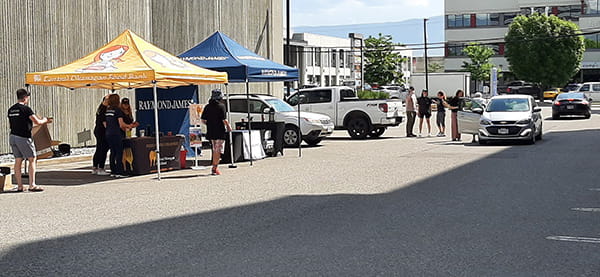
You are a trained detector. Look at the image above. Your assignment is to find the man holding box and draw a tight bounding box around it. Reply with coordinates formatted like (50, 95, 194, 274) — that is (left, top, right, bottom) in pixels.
(7, 88, 52, 192)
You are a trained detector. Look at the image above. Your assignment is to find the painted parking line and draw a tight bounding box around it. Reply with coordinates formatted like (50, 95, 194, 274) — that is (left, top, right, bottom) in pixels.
(589, 188, 600, 191)
(546, 236, 600, 244)
(571, 208, 600, 212)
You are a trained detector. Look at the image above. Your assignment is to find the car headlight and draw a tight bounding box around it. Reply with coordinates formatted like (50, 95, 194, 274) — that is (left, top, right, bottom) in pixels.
(516, 118, 531, 125)
(303, 118, 321, 124)
(480, 118, 492, 125)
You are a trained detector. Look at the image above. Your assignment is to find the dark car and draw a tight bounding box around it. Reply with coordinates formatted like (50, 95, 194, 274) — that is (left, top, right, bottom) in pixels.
(552, 92, 591, 119)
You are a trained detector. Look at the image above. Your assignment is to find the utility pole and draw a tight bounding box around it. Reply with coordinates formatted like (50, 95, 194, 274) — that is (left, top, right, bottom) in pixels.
(423, 18, 429, 92)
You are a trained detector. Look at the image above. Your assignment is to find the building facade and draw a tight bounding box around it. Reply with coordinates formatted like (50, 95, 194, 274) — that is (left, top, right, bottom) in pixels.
(0, 0, 283, 154)
(288, 33, 413, 88)
(445, 0, 600, 83)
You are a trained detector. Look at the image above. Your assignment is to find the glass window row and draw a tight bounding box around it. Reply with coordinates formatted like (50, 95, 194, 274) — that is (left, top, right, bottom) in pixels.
(447, 5, 583, 29)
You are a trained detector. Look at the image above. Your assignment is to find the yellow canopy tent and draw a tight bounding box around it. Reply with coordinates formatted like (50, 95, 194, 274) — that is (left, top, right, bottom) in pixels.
(26, 29, 228, 180)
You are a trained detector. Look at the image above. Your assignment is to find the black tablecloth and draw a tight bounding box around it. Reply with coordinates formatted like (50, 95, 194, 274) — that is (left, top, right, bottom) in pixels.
(123, 136, 184, 175)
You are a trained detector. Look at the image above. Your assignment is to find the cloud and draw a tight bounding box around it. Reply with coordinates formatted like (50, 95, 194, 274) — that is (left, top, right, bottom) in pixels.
(291, 0, 441, 27)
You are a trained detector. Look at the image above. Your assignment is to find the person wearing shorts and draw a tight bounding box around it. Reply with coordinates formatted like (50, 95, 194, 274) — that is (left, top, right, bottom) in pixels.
(416, 89, 433, 137)
(201, 89, 232, 175)
(7, 88, 52, 192)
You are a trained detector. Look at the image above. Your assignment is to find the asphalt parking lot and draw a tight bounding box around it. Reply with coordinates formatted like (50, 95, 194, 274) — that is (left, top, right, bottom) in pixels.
(1, 105, 599, 276)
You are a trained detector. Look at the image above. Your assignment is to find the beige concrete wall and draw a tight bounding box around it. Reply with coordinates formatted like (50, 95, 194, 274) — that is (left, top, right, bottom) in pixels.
(0, 0, 283, 154)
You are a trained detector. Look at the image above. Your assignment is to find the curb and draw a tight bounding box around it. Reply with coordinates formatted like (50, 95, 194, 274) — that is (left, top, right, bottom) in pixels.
(0, 154, 93, 168)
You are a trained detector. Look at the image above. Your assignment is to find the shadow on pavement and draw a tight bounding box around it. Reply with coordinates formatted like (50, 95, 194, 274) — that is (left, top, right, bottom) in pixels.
(1, 130, 599, 276)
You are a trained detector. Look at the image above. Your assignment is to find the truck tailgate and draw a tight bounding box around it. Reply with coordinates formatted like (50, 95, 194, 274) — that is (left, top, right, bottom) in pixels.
(386, 101, 404, 118)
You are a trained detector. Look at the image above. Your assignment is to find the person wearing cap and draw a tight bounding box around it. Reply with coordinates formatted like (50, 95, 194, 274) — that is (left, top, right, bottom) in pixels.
(201, 89, 232, 175)
(416, 89, 433, 137)
(405, 86, 417, 137)
(7, 88, 52, 192)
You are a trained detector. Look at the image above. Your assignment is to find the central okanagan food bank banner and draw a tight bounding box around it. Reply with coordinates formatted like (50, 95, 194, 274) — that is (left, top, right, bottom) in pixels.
(135, 85, 198, 156)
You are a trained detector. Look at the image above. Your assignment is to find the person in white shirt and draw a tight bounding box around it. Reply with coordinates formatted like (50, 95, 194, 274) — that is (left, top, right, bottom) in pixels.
(405, 87, 418, 137)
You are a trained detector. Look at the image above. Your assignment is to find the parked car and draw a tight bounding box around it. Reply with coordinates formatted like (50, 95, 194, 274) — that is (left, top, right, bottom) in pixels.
(458, 95, 543, 144)
(543, 88, 566, 100)
(378, 85, 407, 100)
(227, 94, 335, 147)
(552, 92, 591, 119)
(286, 86, 404, 139)
(497, 80, 542, 100)
(576, 82, 600, 102)
(564, 83, 582, 92)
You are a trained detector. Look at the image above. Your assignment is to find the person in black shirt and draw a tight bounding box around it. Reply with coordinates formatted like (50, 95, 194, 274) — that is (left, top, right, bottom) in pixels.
(446, 89, 464, 141)
(434, 91, 447, 137)
(104, 94, 136, 178)
(7, 88, 52, 192)
(120, 97, 137, 137)
(201, 89, 231, 176)
(92, 95, 110, 175)
(416, 89, 433, 137)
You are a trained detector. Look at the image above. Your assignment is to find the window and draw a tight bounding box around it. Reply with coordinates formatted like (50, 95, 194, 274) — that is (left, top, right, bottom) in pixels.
(447, 14, 471, 28)
(332, 50, 337, 67)
(305, 47, 313, 66)
(502, 13, 517, 25)
(340, 89, 356, 99)
(585, 34, 600, 49)
(248, 100, 267, 113)
(593, 84, 600, 91)
(476, 14, 499, 26)
(306, 90, 332, 104)
(520, 8, 531, 16)
(580, 84, 590, 92)
(229, 99, 247, 113)
(315, 48, 321, 66)
(557, 5, 581, 20)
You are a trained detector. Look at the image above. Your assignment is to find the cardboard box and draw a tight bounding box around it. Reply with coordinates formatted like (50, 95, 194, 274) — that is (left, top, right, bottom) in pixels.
(32, 124, 53, 159)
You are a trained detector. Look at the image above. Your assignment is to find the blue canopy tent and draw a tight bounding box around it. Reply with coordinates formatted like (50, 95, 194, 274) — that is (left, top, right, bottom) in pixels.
(179, 31, 299, 165)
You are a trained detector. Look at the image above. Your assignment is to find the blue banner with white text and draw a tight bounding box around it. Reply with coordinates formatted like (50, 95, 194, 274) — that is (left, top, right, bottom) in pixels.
(135, 85, 198, 157)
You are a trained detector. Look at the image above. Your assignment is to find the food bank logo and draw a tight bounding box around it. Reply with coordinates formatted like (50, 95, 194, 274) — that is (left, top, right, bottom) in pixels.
(77, 45, 129, 72)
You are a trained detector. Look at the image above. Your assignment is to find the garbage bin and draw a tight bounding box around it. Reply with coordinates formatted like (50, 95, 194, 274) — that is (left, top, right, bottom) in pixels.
(180, 146, 187, 169)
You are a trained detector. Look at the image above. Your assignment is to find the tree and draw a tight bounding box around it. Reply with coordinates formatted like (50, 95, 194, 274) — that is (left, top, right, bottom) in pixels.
(505, 13, 584, 88)
(461, 44, 494, 90)
(364, 33, 406, 85)
(428, 62, 444, 73)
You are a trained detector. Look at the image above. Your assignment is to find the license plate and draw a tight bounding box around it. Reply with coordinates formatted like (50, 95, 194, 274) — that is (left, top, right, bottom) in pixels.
(567, 105, 574, 109)
(498, 128, 509, 134)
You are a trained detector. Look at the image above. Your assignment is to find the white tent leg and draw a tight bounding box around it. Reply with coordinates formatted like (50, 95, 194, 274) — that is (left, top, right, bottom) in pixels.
(246, 81, 253, 166)
(153, 82, 162, 181)
(225, 84, 237, 168)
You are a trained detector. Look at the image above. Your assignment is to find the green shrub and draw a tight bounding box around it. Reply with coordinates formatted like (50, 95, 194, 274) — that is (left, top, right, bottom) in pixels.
(357, 90, 389, 99)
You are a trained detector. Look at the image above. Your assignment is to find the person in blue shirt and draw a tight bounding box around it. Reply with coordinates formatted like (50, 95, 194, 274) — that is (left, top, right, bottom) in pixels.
(104, 94, 137, 177)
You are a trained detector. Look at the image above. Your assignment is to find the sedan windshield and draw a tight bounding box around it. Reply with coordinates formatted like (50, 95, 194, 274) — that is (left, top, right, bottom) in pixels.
(556, 93, 584, 100)
(486, 98, 530, 112)
(265, 99, 295, 112)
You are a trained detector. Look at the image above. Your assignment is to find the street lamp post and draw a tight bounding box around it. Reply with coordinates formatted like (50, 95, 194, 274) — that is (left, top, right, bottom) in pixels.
(423, 18, 429, 92)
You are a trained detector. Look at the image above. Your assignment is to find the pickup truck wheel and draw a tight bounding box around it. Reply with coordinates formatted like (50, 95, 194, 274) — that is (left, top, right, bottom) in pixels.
(303, 137, 322, 146)
(283, 126, 301, 147)
(368, 127, 386, 138)
(346, 117, 370, 139)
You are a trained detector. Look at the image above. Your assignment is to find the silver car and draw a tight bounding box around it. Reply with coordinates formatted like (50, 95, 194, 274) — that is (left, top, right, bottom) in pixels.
(458, 95, 543, 144)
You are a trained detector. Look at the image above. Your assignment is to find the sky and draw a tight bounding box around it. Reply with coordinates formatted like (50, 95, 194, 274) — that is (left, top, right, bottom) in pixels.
(290, 0, 445, 27)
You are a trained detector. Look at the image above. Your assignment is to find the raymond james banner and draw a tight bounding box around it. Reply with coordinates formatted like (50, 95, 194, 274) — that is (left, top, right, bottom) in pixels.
(135, 85, 198, 155)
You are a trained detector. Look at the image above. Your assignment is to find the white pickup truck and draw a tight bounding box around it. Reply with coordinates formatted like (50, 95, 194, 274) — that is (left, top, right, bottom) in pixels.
(286, 86, 404, 139)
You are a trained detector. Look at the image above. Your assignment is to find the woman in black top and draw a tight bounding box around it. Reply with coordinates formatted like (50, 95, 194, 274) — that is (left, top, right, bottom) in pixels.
(416, 89, 433, 136)
(92, 95, 110, 175)
(446, 89, 464, 141)
(120, 97, 137, 137)
(435, 91, 447, 137)
(104, 94, 136, 177)
(201, 89, 231, 176)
